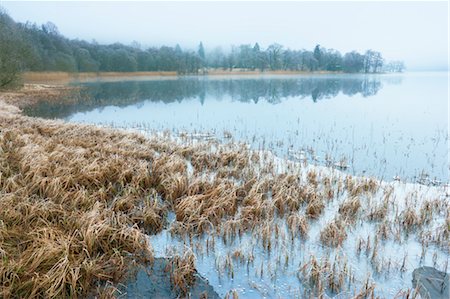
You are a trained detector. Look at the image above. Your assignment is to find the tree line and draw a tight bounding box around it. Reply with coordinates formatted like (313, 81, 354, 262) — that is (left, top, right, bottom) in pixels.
(0, 9, 404, 89)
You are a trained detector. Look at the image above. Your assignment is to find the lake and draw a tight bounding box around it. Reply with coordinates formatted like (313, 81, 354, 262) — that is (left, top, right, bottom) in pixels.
(25, 72, 449, 184)
(22, 72, 449, 298)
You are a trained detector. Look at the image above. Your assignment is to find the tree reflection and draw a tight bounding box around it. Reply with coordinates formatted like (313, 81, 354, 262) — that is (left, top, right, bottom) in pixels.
(24, 76, 397, 119)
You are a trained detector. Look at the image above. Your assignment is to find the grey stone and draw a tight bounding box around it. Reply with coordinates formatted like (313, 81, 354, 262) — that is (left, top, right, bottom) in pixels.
(412, 267, 449, 299)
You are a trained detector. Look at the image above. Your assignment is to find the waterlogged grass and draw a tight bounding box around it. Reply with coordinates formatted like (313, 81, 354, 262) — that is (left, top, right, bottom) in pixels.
(0, 86, 449, 298)
(0, 102, 164, 297)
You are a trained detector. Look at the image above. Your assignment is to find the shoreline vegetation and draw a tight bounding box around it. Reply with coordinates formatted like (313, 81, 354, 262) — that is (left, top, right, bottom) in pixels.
(0, 87, 156, 297)
(1, 8, 404, 90)
(21, 70, 357, 84)
(0, 84, 448, 298)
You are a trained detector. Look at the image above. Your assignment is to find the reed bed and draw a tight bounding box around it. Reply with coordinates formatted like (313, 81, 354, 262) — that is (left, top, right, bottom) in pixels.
(0, 84, 81, 108)
(0, 101, 161, 297)
(1, 86, 449, 298)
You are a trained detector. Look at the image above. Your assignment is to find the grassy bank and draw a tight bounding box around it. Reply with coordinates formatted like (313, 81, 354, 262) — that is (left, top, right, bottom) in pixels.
(0, 85, 448, 298)
(0, 84, 80, 108)
(22, 72, 179, 84)
(22, 70, 341, 84)
(0, 92, 162, 297)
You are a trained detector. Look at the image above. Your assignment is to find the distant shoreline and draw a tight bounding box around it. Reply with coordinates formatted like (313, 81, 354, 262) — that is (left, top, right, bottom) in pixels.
(22, 70, 376, 84)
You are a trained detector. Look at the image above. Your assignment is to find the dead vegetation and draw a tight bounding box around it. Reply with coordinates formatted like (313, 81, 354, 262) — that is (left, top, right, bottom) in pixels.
(320, 218, 348, 247)
(287, 213, 309, 239)
(400, 207, 420, 230)
(339, 196, 361, 219)
(298, 253, 352, 296)
(22, 71, 178, 84)
(0, 108, 160, 297)
(165, 252, 197, 296)
(0, 83, 80, 108)
(0, 85, 448, 298)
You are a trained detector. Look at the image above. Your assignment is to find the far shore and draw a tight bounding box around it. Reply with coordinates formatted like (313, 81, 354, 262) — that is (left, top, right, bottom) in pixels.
(23, 70, 353, 84)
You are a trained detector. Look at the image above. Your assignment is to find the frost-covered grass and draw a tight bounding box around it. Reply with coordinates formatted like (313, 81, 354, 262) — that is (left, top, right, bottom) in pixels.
(136, 129, 449, 298)
(0, 84, 448, 298)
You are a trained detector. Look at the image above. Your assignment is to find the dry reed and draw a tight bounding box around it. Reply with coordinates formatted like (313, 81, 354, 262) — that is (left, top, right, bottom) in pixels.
(164, 252, 197, 296)
(320, 218, 348, 247)
(0, 100, 164, 297)
(1, 85, 448, 298)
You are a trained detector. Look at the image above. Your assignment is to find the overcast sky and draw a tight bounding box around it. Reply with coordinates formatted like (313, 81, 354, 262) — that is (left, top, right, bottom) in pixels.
(1, 1, 448, 70)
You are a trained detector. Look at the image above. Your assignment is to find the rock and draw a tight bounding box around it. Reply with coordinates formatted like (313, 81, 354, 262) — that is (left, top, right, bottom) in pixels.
(412, 267, 449, 299)
(123, 258, 220, 299)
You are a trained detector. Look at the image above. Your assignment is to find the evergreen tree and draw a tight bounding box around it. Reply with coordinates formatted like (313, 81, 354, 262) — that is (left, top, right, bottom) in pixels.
(313, 44, 322, 69)
(198, 42, 205, 60)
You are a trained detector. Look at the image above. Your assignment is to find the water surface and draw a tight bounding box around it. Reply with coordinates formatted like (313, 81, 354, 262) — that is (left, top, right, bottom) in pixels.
(25, 72, 449, 183)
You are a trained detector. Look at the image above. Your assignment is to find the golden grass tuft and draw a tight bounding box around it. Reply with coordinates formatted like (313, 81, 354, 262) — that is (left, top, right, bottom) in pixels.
(367, 201, 388, 221)
(298, 254, 352, 295)
(320, 218, 348, 247)
(339, 196, 361, 219)
(272, 174, 305, 216)
(287, 213, 309, 239)
(299, 255, 323, 290)
(165, 252, 197, 296)
(175, 181, 238, 234)
(401, 207, 419, 230)
(305, 195, 325, 219)
(346, 176, 379, 197)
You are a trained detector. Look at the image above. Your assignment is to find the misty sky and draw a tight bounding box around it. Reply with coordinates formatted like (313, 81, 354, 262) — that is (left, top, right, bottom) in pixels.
(1, 1, 448, 70)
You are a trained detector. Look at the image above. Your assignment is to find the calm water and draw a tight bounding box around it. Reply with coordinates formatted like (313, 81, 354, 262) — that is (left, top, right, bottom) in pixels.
(25, 73, 449, 183)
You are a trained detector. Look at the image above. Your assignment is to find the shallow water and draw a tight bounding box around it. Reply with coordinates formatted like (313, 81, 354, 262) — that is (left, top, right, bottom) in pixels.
(24, 72, 449, 183)
(22, 77, 449, 298)
(146, 158, 448, 299)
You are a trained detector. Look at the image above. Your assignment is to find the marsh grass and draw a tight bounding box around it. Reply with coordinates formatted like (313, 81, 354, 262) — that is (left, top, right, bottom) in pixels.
(320, 218, 348, 247)
(165, 252, 196, 296)
(1, 86, 448, 298)
(287, 213, 309, 239)
(0, 102, 161, 297)
(339, 196, 361, 219)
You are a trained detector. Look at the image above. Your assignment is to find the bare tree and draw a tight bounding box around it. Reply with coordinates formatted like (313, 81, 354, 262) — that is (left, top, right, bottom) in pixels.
(267, 43, 283, 70)
(383, 61, 405, 72)
(364, 50, 384, 73)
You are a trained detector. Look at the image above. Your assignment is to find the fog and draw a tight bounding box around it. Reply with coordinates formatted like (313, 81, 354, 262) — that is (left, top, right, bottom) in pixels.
(2, 1, 448, 71)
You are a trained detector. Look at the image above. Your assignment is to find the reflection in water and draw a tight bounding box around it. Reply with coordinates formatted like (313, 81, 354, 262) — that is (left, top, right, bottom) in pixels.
(23, 74, 448, 183)
(24, 76, 387, 119)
